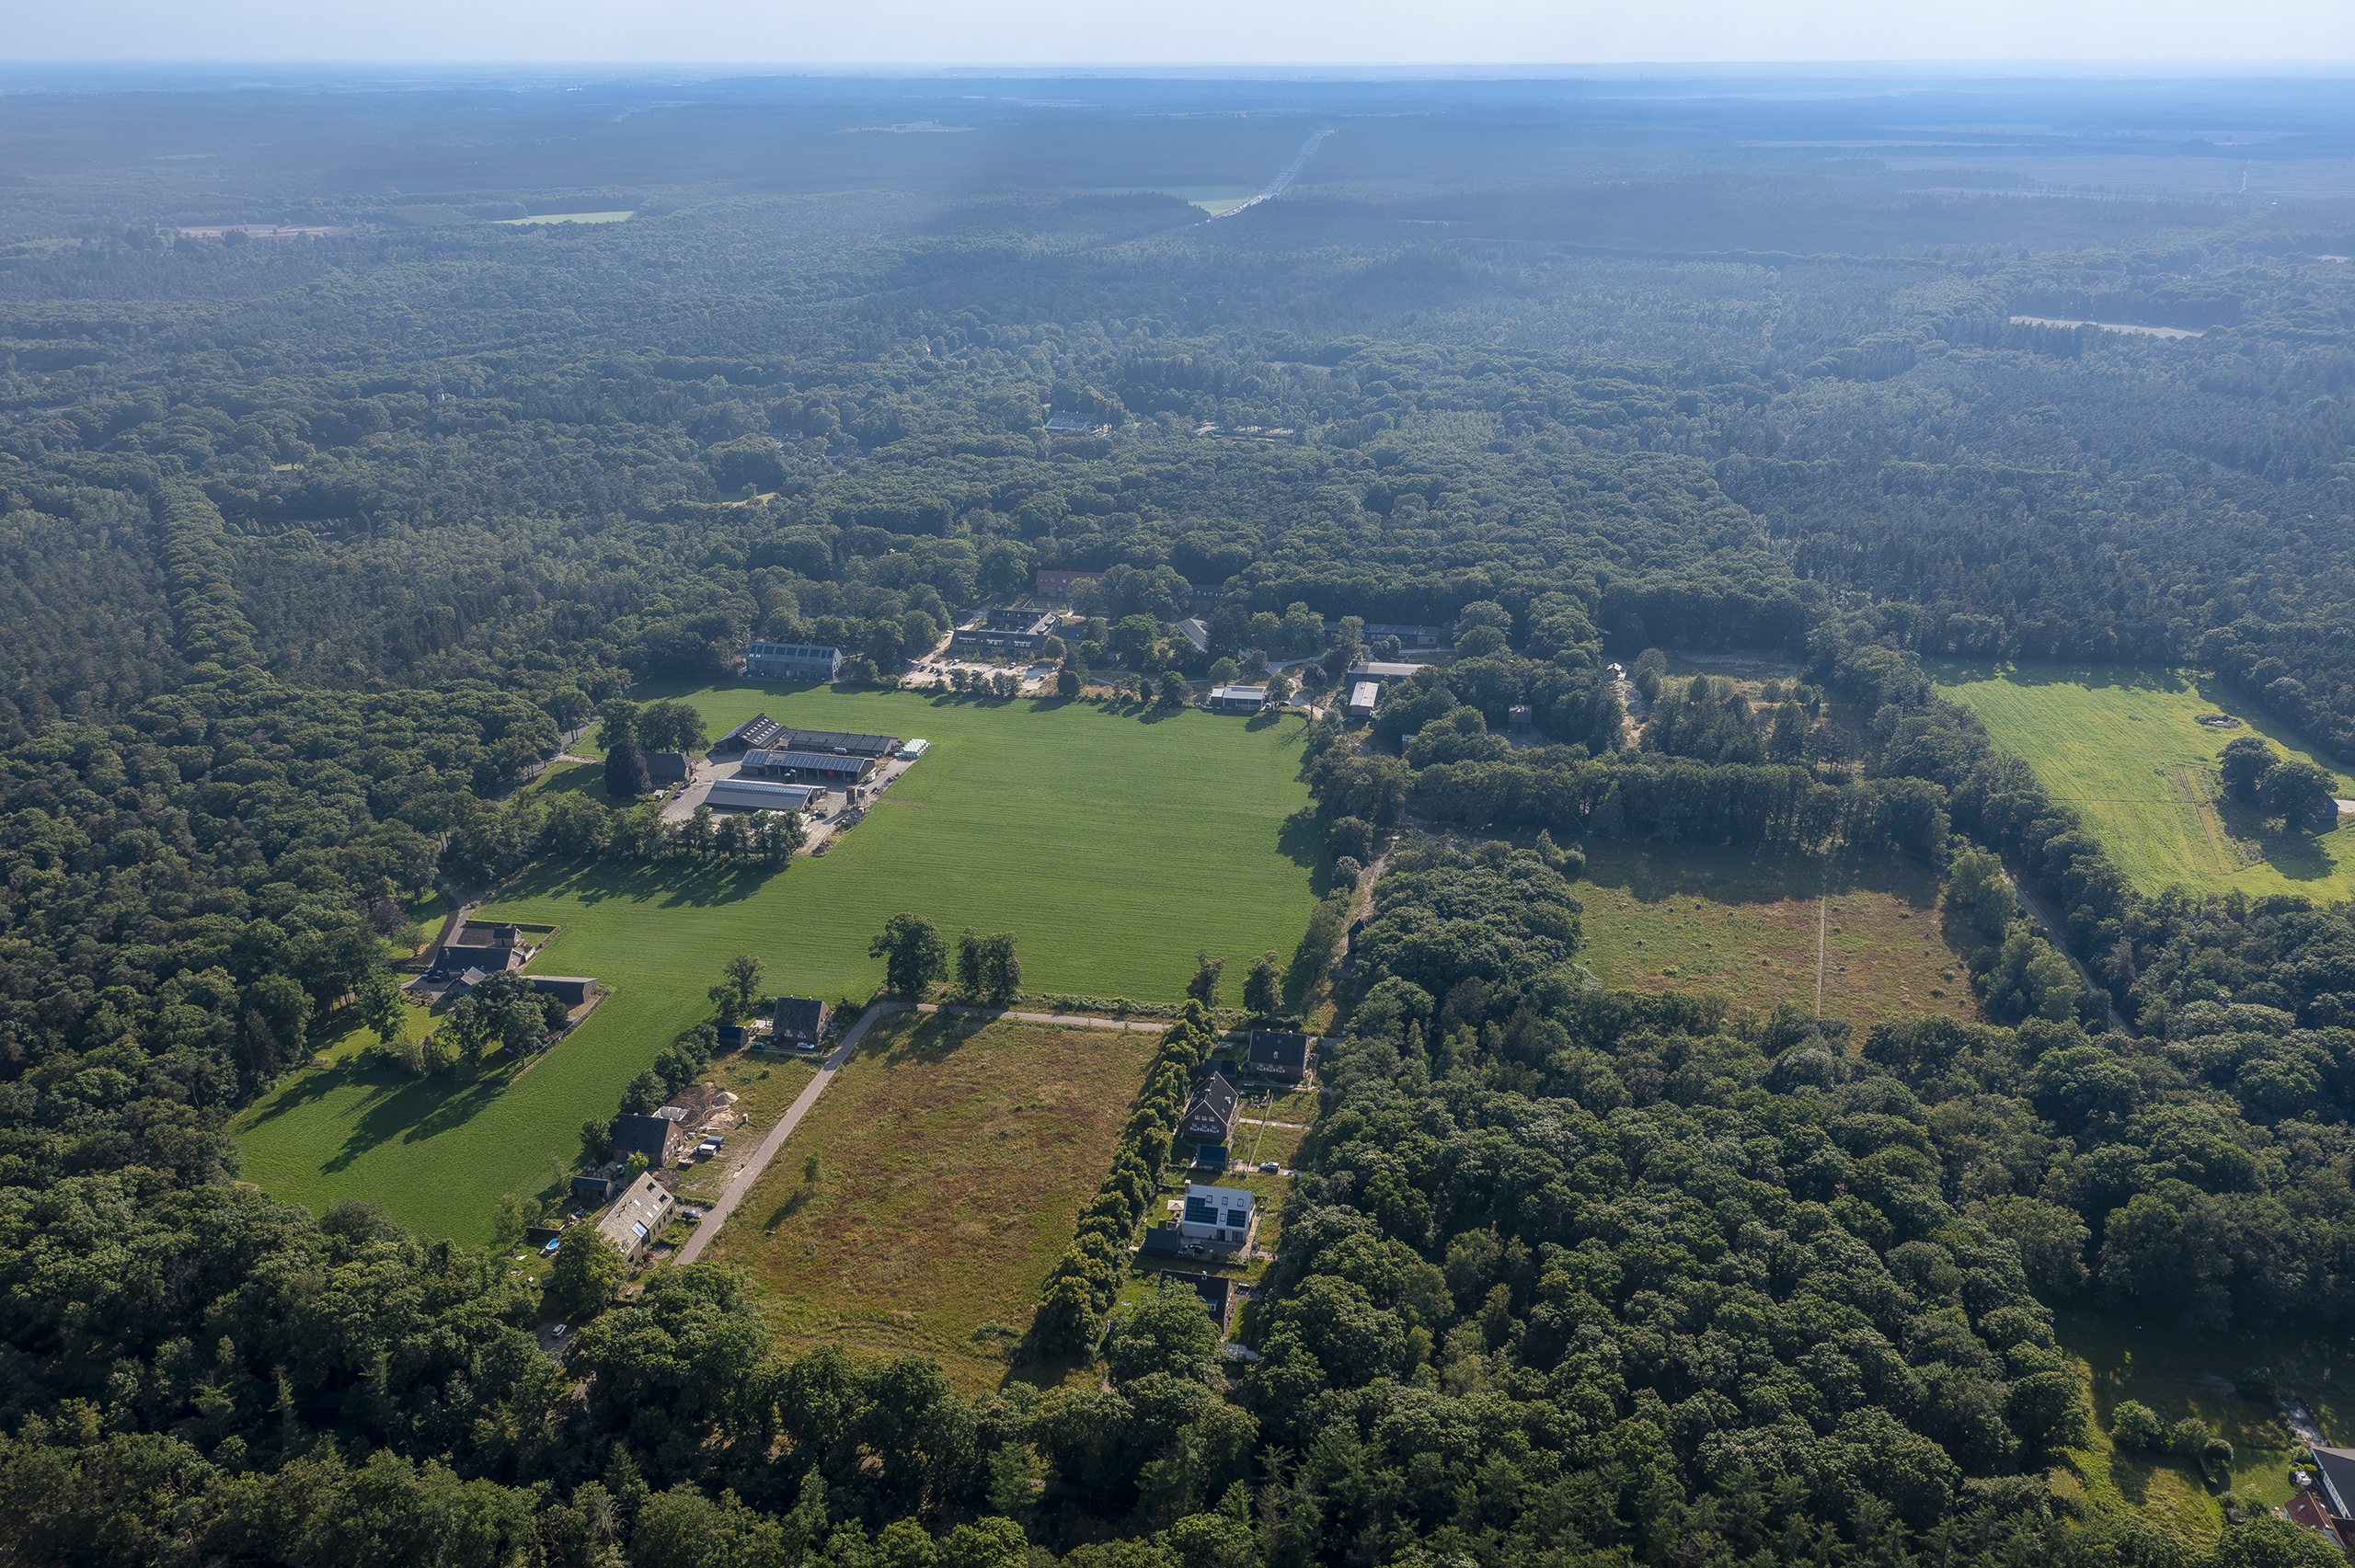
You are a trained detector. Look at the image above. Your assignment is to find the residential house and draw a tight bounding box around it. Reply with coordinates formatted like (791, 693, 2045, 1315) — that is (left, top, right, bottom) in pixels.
(611, 1111, 686, 1167)
(594, 1173, 676, 1264)
(1178, 1183, 1255, 1247)
(1036, 569, 1105, 599)
(1160, 1271, 1238, 1333)
(1246, 1031, 1313, 1084)
(773, 997, 833, 1047)
(1205, 686, 1268, 714)
(1179, 1075, 1240, 1147)
(949, 609, 1061, 658)
(1175, 617, 1211, 653)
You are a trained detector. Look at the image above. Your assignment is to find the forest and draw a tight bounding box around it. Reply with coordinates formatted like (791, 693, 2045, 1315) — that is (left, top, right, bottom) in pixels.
(2, 65, 2354, 1568)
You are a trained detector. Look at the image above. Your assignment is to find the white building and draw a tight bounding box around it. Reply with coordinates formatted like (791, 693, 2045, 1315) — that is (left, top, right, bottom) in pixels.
(1179, 1183, 1255, 1245)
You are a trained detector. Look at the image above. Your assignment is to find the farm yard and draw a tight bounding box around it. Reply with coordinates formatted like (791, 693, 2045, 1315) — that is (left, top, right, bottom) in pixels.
(1572, 840, 1978, 1027)
(1932, 663, 2355, 903)
(232, 684, 1320, 1245)
(701, 1013, 1158, 1392)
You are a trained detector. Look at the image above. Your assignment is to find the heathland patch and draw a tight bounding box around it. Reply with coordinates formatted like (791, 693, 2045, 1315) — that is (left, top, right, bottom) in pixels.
(1574, 840, 1979, 1027)
(702, 1012, 1158, 1392)
(234, 685, 1319, 1243)
(1931, 663, 2355, 902)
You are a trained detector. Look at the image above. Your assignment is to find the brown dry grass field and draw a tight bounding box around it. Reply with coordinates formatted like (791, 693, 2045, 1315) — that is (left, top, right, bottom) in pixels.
(701, 1013, 1157, 1392)
(1576, 840, 1981, 1028)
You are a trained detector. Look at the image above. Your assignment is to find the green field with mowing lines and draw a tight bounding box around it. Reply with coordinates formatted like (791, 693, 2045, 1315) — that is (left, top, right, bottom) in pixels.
(234, 686, 1320, 1243)
(1931, 663, 2355, 903)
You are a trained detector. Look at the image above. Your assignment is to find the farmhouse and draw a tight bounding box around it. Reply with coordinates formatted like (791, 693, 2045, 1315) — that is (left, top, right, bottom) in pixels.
(1179, 1075, 1240, 1146)
(1179, 1183, 1255, 1246)
(773, 997, 833, 1047)
(644, 751, 695, 785)
(950, 609, 1061, 658)
(741, 748, 878, 784)
(704, 777, 821, 812)
(1206, 686, 1269, 714)
(1036, 568, 1105, 599)
(1246, 1031, 1313, 1084)
(594, 1173, 676, 1264)
(744, 641, 844, 681)
(528, 975, 599, 1006)
(713, 714, 786, 755)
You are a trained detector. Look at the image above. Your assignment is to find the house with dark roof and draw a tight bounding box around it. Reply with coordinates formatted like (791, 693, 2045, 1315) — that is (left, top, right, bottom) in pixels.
(1246, 1031, 1313, 1084)
(611, 1112, 685, 1167)
(528, 975, 598, 1006)
(773, 997, 833, 1047)
(744, 642, 844, 681)
(950, 609, 1061, 658)
(1179, 1075, 1239, 1147)
(1036, 568, 1105, 599)
(2304, 1445, 2355, 1530)
(1159, 1271, 1237, 1333)
(644, 751, 695, 784)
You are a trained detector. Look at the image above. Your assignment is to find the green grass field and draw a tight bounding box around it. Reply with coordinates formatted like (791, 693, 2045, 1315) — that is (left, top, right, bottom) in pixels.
(490, 211, 634, 224)
(233, 685, 1320, 1244)
(1931, 664, 2355, 904)
(1574, 841, 1978, 1027)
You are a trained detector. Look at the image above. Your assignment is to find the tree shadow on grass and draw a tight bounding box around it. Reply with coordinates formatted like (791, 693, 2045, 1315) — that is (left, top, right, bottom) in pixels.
(496, 854, 780, 910)
(2211, 797, 2348, 885)
(317, 1064, 509, 1173)
(1579, 840, 1939, 911)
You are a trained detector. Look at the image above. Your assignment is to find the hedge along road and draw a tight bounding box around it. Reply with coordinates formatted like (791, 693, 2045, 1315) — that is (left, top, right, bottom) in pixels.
(673, 1001, 1204, 1266)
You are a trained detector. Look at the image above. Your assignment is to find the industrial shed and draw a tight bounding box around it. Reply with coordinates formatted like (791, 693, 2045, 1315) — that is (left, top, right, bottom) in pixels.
(704, 777, 821, 812)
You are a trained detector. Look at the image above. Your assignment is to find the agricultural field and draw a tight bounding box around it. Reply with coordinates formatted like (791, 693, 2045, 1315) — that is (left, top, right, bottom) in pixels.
(2057, 1310, 2355, 1540)
(234, 684, 1319, 1245)
(1932, 663, 2355, 903)
(1573, 840, 1978, 1027)
(701, 1013, 1157, 1392)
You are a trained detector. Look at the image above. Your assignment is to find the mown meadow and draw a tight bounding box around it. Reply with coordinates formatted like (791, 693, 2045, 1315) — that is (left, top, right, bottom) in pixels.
(232, 685, 1321, 1243)
(1932, 663, 2355, 903)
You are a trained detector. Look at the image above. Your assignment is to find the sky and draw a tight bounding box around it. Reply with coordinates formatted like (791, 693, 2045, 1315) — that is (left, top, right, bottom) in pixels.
(8, 0, 2354, 69)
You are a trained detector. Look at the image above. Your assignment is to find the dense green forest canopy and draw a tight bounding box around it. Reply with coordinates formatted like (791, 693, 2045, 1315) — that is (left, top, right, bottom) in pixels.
(1, 68, 2353, 1568)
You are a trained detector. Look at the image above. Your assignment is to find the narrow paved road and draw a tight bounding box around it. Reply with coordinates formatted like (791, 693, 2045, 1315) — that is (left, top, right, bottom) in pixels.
(2003, 869, 2130, 1034)
(672, 1001, 907, 1265)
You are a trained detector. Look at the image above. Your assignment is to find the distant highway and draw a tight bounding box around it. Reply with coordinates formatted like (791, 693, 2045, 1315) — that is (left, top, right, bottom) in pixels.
(1213, 129, 1334, 220)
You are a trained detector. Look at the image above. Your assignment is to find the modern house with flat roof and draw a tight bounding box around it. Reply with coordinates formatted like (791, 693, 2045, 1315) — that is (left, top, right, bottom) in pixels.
(594, 1173, 676, 1264)
(1178, 1183, 1255, 1247)
(1205, 686, 1268, 714)
(744, 642, 844, 681)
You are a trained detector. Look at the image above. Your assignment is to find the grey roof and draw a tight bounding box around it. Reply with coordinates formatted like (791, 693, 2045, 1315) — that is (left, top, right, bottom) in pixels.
(2311, 1447, 2355, 1516)
(777, 729, 898, 756)
(743, 749, 876, 773)
(611, 1114, 678, 1163)
(774, 997, 832, 1037)
(1248, 1032, 1311, 1069)
(1348, 661, 1425, 679)
(1184, 1075, 1239, 1130)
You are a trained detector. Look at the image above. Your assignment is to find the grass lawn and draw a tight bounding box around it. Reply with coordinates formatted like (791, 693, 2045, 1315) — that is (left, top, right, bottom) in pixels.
(1573, 840, 1978, 1028)
(2056, 1309, 2355, 1542)
(701, 1013, 1157, 1393)
(1931, 662, 2355, 903)
(233, 684, 1319, 1245)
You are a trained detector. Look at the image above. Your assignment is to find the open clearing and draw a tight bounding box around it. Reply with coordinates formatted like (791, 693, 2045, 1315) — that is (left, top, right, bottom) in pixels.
(1931, 663, 2355, 903)
(234, 686, 1317, 1244)
(1080, 184, 1258, 215)
(1574, 841, 1978, 1027)
(490, 210, 634, 224)
(703, 1013, 1155, 1392)
(2058, 1310, 2355, 1541)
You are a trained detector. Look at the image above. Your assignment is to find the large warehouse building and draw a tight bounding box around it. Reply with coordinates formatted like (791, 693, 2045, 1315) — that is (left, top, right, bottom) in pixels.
(704, 778, 821, 812)
(740, 748, 879, 784)
(743, 642, 844, 681)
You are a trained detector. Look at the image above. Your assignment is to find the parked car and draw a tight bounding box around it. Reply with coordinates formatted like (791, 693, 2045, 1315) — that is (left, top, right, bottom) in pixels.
(1258, 1162, 1281, 1174)
(551, 1323, 567, 1339)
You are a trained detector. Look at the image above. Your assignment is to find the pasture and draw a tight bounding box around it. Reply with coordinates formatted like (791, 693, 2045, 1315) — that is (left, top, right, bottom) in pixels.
(1931, 664, 2355, 903)
(490, 211, 635, 224)
(1574, 841, 1978, 1028)
(233, 685, 1320, 1244)
(702, 1013, 1156, 1393)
